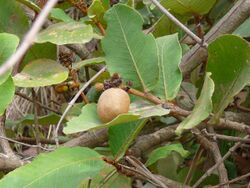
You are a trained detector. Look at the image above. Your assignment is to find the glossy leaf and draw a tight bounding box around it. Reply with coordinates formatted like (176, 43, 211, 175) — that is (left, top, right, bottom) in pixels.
(153, 34, 182, 100)
(13, 59, 68, 87)
(0, 0, 29, 37)
(161, 0, 216, 16)
(102, 4, 159, 91)
(175, 73, 214, 135)
(109, 119, 147, 159)
(0, 33, 19, 84)
(0, 147, 106, 188)
(207, 35, 250, 121)
(0, 76, 15, 116)
(63, 102, 169, 134)
(35, 22, 101, 45)
(72, 57, 105, 70)
(145, 143, 189, 166)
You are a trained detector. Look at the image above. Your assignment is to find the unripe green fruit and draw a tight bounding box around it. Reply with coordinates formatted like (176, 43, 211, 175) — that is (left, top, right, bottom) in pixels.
(97, 88, 130, 123)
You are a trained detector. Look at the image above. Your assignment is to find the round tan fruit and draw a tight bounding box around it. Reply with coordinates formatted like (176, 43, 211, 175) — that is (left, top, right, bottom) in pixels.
(97, 88, 130, 123)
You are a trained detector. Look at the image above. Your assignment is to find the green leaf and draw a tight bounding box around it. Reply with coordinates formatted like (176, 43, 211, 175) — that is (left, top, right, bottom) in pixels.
(13, 59, 68, 87)
(50, 8, 74, 22)
(21, 43, 57, 70)
(63, 102, 169, 134)
(152, 15, 188, 38)
(153, 16, 177, 38)
(102, 4, 159, 91)
(72, 57, 105, 70)
(109, 119, 147, 159)
(153, 34, 182, 100)
(0, 0, 29, 37)
(175, 73, 214, 135)
(207, 35, 250, 121)
(0, 33, 19, 84)
(88, 0, 106, 23)
(0, 76, 15, 116)
(0, 147, 106, 188)
(35, 22, 101, 45)
(234, 18, 250, 38)
(145, 143, 189, 166)
(161, 0, 216, 16)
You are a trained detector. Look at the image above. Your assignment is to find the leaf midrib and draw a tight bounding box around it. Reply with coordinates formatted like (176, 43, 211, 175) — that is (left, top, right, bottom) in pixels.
(160, 42, 168, 99)
(114, 8, 146, 90)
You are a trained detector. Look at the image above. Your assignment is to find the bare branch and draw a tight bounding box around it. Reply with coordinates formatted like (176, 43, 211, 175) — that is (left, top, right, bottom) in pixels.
(193, 128, 229, 187)
(0, 154, 27, 171)
(129, 125, 177, 157)
(0, 0, 59, 76)
(192, 135, 250, 188)
(63, 128, 108, 148)
(203, 129, 250, 143)
(211, 172, 250, 188)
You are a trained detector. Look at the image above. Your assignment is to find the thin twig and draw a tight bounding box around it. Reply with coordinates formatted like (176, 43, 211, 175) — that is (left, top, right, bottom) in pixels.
(207, 126, 229, 187)
(15, 91, 62, 115)
(15, 137, 66, 145)
(97, 169, 117, 188)
(125, 156, 168, 188)
(0, 0, 59, 76)
(192, 135, 250, 188)
(55, 66, 106, 146)
(193, 128, 229, 188)
(150, 0, 207, 47)
(211, 172, 250, 188)
(203, 129, 250, 143)
(0, 135, 53, 151)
